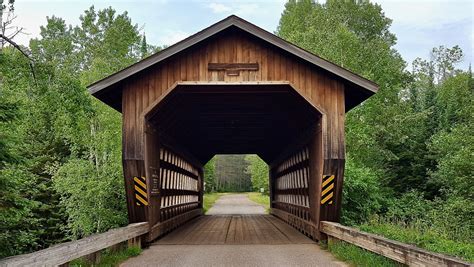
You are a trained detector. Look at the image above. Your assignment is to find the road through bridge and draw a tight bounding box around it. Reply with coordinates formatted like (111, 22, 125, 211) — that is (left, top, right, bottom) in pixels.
(121, 194, 345, 266)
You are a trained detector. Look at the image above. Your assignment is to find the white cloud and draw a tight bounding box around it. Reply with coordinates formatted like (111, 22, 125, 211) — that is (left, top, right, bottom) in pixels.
(158, 30, 190, 46)
(208, 3, 232, 13)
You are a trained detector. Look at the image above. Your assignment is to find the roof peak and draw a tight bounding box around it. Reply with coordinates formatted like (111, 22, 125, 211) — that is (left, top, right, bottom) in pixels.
(88, 15, 378, 110)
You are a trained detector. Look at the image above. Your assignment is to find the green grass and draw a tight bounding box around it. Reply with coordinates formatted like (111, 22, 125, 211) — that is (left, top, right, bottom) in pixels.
(247, 192, 270, 213)
(203, 192, 226, 214)
(324, 240, 403, 267)
(359, 222, 474, 262)
(70, 245, 142, 267)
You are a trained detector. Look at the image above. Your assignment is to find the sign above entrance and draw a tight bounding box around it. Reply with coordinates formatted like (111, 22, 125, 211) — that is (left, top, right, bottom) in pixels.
(208, 63, 259, 76)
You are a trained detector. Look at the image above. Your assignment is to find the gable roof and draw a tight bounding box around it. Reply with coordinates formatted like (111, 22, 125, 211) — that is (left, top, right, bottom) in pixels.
(88, 15, 378, 110)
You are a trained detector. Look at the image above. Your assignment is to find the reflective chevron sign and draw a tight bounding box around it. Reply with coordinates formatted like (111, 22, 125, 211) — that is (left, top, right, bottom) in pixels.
(134, 176, 149, 206)
(321, 175, 335, 205)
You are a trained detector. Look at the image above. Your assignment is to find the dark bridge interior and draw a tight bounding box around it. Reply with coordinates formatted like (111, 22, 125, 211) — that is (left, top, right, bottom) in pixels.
(146, 83, 321, 164)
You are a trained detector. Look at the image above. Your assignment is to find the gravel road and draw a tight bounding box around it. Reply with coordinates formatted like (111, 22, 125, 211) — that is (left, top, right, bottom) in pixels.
(206, 193, 266, 215)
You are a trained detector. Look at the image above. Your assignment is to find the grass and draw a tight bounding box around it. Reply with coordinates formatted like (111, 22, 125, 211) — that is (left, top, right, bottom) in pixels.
(324, 240, 403, 267)
(359, 221, 474, 262)
(247, 192, 270, 213)
(203, 192, 227, 214)
(70, 245, 142, 267)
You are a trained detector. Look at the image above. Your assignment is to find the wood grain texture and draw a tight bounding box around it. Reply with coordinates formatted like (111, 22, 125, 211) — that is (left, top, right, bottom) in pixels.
(321, 221, 472, 267)
(120, 29, 347, 237)
(156, 215, 314, 245)
(122, 30, 345, 162)
(0, 223, 149, 267)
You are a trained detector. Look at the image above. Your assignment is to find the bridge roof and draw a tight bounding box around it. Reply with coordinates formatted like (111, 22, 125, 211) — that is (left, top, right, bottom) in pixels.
(88, 15, 378, 111)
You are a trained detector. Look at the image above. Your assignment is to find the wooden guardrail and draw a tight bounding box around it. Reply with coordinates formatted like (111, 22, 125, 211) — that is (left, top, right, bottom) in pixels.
(0, 222, 149, 267)
(320, 221, 472, 267)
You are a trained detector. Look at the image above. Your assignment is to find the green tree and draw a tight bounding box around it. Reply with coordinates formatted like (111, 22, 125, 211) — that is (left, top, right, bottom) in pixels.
(203, 157, 216, 193)
(1, 5, 148, 257)
(244, 155, 269, 194)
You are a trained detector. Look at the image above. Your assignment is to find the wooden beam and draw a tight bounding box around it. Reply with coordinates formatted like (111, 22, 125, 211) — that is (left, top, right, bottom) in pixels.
(320, 221, 472, 267)
(0, 223, 149, 267)
(144, 123, 161, 227)
(307, 121, 324, 240)
(208, 62, 259, 71)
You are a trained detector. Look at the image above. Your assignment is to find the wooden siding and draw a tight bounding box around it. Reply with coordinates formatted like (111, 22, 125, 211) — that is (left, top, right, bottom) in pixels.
(121, 28, 346, 238)
(122, 29, 345, 163)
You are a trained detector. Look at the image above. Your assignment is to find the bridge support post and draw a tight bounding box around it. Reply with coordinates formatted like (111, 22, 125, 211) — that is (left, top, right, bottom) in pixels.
(123, 159, 147, 223)
(144, 122, 162, 230)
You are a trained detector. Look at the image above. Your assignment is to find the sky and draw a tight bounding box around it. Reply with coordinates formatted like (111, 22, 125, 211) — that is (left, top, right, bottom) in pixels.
(9, 0, 474, 70)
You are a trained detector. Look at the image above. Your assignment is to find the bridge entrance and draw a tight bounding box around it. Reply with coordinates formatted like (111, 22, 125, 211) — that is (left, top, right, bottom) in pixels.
(88, 15, 378, 243)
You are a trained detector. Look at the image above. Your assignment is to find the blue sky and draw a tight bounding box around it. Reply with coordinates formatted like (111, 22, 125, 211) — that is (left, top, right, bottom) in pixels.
(12, 0, 474, 70)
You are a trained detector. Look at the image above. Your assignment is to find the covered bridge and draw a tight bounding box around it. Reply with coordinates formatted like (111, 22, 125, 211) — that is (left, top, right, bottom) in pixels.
(88, 15, 378, 242)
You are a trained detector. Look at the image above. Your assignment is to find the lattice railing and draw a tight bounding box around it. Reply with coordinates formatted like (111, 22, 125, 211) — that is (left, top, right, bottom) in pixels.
(272, 147, 312, 235)
(159, 148, 200, 222)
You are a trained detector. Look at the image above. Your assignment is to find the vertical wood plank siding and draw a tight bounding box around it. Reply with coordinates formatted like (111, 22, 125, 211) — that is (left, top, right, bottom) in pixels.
(122, 31, 345, 162)
(122, 30, 346, 238)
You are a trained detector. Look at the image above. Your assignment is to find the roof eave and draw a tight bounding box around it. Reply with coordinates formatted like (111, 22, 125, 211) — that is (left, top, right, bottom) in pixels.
(88, 15, 379, 98)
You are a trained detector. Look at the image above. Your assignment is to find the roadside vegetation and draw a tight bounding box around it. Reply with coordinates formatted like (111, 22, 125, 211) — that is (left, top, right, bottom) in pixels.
(70, 245, 141, 267)
(324, 241, 402, 267)
(247, 192, 270, 213)
(203, 193, 227, 214)
(275, 0, 473, 263)
(359, 220, 474, 262)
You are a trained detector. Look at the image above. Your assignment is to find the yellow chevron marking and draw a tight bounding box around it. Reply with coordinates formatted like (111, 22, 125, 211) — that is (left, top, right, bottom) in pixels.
(134, 177, 147, 189)
(321, 192, 333, 204)
(322, 175, 335, 188)
(135, 194, 148, 206)
(134, 185, 147, 198)
(321, 183, 334, 197)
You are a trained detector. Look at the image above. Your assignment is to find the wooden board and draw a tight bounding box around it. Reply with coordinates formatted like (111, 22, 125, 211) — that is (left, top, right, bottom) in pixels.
(155, 215, 314, 245)
(0, 223, 149, 267)
(320, 221, 472, 267)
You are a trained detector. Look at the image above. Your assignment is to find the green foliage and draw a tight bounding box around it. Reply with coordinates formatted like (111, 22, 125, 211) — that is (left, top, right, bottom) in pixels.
(0, 5, 147, 258)
(244, 155, 268, 194)
(203, 157, 217, 193)
(0, 166, 40, 258)
(203, 193, 225, 214)
(360, 218, 474, 262)
(340, 160, 385, 225)
(53, 159, 127, 238)
(326, 240, 401, 267)
(70, 245, 142, 267)
(278, 0, 473, 263)
(247, 192, 270, 213)
(214, 155, 251, 192)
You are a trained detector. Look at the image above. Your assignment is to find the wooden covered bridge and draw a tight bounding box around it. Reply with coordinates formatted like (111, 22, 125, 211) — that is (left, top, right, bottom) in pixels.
(3, 16, 470, 267)
(86, 15, 377, 241)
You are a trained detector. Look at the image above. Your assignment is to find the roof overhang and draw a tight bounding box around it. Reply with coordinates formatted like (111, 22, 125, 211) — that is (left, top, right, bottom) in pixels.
(88, 15, 379, 112)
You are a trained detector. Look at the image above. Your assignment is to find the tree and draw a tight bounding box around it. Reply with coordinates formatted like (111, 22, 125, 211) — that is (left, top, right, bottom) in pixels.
(203, 157, 216, 193)
(244, 155, 269, 194)
(277, 0, 408, 194)
(214, 155, 251, 192)
(1, 6, 148, 257)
